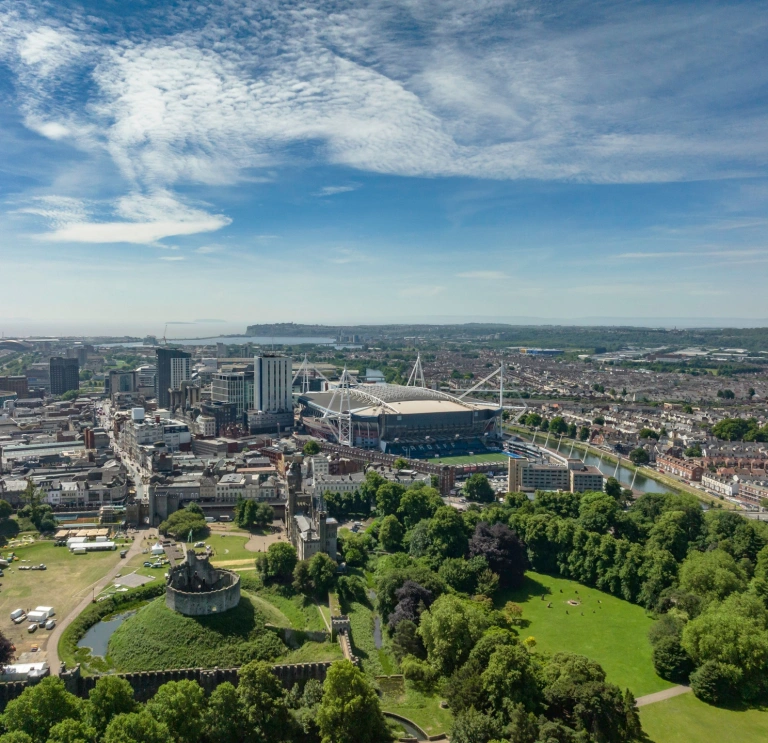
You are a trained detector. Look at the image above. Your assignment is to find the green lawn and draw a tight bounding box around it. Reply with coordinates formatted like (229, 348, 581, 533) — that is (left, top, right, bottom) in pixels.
(200, 533, 255, 564)
(431, 452, 510, 465)
(254, 588, 326, 632)
(282, 641, 344, 664)
(382, 685, 453, 738)
(639, 692, 768, 743)
(501, 572, 672, 697)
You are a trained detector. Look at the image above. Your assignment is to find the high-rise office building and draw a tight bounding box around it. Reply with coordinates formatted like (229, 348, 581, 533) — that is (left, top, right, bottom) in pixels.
(253, 353, 292, 413)
(0, 376, 28, 399)
(50, 357, 79, 395)
(211, 371, 249, 417)
(155, 349, 191, 408)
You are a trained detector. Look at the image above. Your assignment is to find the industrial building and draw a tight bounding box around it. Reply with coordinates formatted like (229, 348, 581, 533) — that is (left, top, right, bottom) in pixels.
(298, 381, 502, 452)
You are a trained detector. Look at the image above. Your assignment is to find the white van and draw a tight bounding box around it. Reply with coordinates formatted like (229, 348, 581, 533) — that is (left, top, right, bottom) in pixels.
(204, 517, 217, 523)
(9, 609, 24, 621)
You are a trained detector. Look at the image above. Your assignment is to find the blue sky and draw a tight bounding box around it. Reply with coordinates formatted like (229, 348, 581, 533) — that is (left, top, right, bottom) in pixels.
(1, 0, 768, 336)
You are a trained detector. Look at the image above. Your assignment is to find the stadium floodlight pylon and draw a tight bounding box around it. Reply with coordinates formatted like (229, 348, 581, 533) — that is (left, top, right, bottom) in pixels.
(322, 366, 354, 446)
(406, 353, 426, 388)
(292, 354, 329, 394)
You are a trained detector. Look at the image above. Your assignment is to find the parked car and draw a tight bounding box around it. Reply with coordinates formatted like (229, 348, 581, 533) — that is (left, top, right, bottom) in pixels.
(13, 616, 26, 625)
(27, 624, 37, 633)
(143, 562, 152, 567)
(45, 620, 56, 630)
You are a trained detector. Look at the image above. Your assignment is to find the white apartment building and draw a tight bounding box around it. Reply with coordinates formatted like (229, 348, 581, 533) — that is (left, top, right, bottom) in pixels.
(254, 354, 292, 413)
(122, 418, 191, 459)
(169, 356, 190, 391)
(701, 472, 739, 498)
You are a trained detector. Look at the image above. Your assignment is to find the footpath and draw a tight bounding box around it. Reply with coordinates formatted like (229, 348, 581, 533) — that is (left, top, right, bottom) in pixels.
(635, 685, 691, 707)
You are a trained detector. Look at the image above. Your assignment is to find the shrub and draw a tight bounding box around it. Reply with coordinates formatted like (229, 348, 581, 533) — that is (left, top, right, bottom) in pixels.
(400, 656, 439, 687)
(690, 661, 742, 705)
(651, 636, 694, 683)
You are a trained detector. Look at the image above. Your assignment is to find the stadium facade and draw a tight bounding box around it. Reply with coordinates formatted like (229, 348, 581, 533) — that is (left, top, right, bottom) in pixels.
(298, 382, 502, 453)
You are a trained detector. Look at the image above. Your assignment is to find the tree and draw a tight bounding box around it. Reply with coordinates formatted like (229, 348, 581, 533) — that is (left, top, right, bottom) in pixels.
(237, 661, 292, 742)
(103, 711, 172, 743)
(146, 680, 206, 743)
(302, 440, 321, 456)
(86, 676, 137, 736)
(678, 549, 747, 604)
(449, 708, 502, 743)
(387, 579, 435, 629)
(0, 630, 14, 665)
(716, 389, 735, 400)
(578, 492, 619, 533)
(549, 417, 568, 435)
(566, 423, 577, 438)
(203, 682, 244, 743)
(684, 445, 702, 458)
(397, 487, 443, 529)
(391, 619, 426, 661)
(711, 417, 752, 441)
(639, 428, 659, 440)
(629, 448, 649, 465)
(462, 474, 495, 503)
(378, 514, 404, 551)
(0, 734, 33, 743)
(482, 643, 539, 713)
(438, 556, 487, 595)
(689, 661, 742, 705)
(683, 593, 768, 701)
(47, 719, 97, 743)
(392, 457, 409, 469)
(426, 507, 468, 562)
(578, 425, 590, 441)
(2, 677, 83, 743)
(61, 390, 79, 401)
(418, 594, 488, 675)
(0, 500, 13, 520)
(523, 412, 542, 428)
(682, 404, 694, 414)
(375, 482, 406, 516)
(468, 522, 528, 588)
(308, 552, 337, 596)
(292, 561, 313, 595)
(158, 508, 207, 541)
(593, 415, 605, 425)
(652, 636, 693, 683)
(264, 542, 297, 582)
(604, 477, 622, 500)
(316, 661, 392, 743)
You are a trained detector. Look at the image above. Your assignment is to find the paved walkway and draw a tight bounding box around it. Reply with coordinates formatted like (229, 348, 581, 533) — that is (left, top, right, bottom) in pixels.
(45, 528, 149, 675)
(635, 685, 691, 707)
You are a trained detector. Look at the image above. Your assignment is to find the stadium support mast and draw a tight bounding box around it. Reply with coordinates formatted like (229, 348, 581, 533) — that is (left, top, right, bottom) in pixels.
(322, 367, 354, 446)
(406, 353, 426, 388)
(293, 354, 329, 394)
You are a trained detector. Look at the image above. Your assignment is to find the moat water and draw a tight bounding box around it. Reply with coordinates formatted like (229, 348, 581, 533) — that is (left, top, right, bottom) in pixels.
(77, 610, 136, 658)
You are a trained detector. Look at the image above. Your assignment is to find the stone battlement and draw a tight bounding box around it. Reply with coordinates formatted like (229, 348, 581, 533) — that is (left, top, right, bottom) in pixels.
(166, 550, 240, 616)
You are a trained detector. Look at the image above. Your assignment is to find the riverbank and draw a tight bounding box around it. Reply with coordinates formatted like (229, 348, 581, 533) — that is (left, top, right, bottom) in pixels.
(505, 425, 734, 509)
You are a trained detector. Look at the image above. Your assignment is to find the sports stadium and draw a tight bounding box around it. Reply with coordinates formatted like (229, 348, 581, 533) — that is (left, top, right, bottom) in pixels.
(298, 382, 502, 455)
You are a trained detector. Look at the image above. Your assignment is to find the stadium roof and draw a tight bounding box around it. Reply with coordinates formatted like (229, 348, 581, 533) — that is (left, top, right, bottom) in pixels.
(300, 383, 499, 416)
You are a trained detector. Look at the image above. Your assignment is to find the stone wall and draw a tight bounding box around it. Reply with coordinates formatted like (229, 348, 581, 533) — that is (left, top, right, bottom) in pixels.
(165, 551, 241, 616)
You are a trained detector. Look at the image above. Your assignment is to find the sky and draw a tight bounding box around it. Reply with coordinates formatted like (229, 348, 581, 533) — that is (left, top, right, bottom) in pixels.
(1, 0, 768, 336)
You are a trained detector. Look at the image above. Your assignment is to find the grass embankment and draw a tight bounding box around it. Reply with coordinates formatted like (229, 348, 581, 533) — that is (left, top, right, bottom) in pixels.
(108, 595, 285, 671)
(639, 692, 768, 743)
(282, 641, 344, 664)
(500, 571, 671, 698)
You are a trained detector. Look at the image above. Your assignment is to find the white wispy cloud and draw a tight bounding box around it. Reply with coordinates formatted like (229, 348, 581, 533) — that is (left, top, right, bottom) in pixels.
(316, 185, 358, 196)
(617, 249, 766, 260)
(2, 0, 768, 246)
(457, 270, 509, 280)
(158, 255, 185, 261)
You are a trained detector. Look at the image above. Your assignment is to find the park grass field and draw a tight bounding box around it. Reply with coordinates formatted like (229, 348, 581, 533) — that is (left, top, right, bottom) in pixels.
(382, 685, 453, 738)
(431, 452, 510, 465)
(639, 692, 768, 743)
(501, 571, 672, 698)
(253, 587, 327, 632)
(0, 540, 124, 655)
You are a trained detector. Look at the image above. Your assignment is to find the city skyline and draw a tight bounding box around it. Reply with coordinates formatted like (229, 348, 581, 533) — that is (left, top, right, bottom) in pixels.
(2, 0, 768, 333)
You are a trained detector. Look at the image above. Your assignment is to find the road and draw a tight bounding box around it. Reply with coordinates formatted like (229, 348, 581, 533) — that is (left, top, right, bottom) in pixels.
(45, 527, 148, 675)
